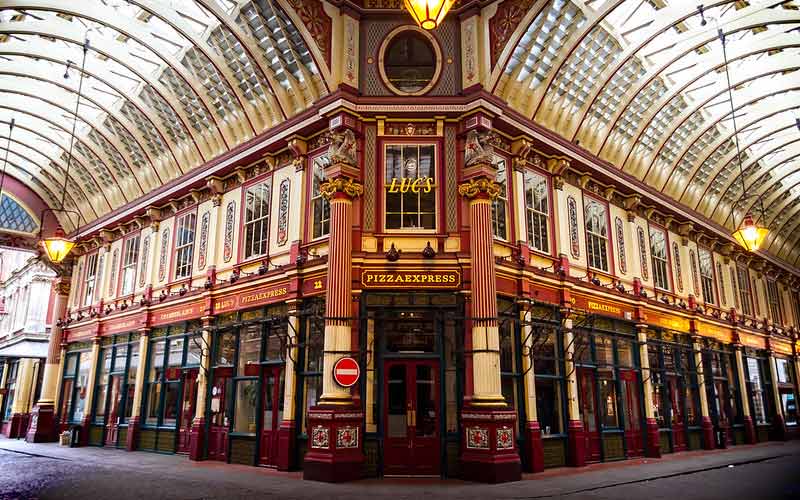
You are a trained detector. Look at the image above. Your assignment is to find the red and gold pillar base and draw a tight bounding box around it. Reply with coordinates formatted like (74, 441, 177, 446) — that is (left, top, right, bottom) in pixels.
(25, 404, 57, 443)
(188, 417, 205, 460)
(523, 420, 544, 473)
(460, 408, 521, 483)
(303, 407, 364, 482)
(645, 417, 661, 458)
(6, 413, 30, 438)
(701, 416, 715, 450)
(743, 415, 757, 444)
(125, 416, 141, 451)
(770, 413, 787, 441)
(276, 420, 296, 471)
(566, 419, 586, 467)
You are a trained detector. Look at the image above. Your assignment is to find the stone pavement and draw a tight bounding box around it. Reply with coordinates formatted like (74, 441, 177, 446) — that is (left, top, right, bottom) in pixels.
(0, 437, 798, 499)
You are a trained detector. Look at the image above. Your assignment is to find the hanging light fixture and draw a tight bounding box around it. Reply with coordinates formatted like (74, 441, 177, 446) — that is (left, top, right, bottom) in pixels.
(717, 27, 769, 252)
(404, 0, 455, 30)
(39, 39, 89, 264)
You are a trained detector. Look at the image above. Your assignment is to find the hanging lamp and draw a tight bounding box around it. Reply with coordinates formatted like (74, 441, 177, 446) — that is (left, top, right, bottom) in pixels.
(404, 0, 455, 30)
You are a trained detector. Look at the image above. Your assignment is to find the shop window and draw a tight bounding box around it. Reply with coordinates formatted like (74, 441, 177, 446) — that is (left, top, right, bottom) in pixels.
(125, 343, 139, 420)
(735, 267, 753, 317)
(524, 171, 550, 253)
(93, 348, 112, 424)
(72, 351, 93, 423)
(174, 212, 197, 280)
(498, 301, 518, 408)
(94, 335, 139, 425)
(766, 280, 783, 325)
(649, 227, 670, 291)
(533, 326, 564, 435)
(310, 155, 330, 239)
(746, 357, 769, 425)
(775, 358, 797, 426)
(59, 353, 78, 424)
(648, 344, 667, 427)
(584, 198, 609, 273)
(83, 253, 99, 307)
(2, 361, 18, 421)
(216, 331, 236, 366)
(120, 235, 140, 296)
(243, 180, 272, 259)
(301, 307, 324, 435)
(233, 379, 258, 434)
(384, 144, 436, 230)
(599, 373, 619, 428)
(698, 248, 715, 305)
(143, 326, 198, 428)
(491, 158, 509, 240)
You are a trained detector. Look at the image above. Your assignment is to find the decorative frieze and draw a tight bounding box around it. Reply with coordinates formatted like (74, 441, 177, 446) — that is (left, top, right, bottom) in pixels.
(158, 229, 169, 282)
(637, 226, 649, 281)
(277, 178, 290, 246)
(336, 426, 359, 449)
(197, 211, 210, 271)
(311, 426, 329, 449)
(615, 217, 627, 275)
(320, 178, 364, 199)
(690, 249, 700, 296)
(673, 241, 683, 293)
(223, 201, 235, 263)
(138, 235, 150, 287)
(567, 196, 580, 259)
(108, 250, 118, 296)
(496, 427, 514, 450)
(466, 427, 489, 449)
(489, 0, 537, 68)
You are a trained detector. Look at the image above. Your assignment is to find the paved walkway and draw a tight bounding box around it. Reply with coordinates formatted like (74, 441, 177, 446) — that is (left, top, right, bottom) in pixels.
(0, 437, 798, 499)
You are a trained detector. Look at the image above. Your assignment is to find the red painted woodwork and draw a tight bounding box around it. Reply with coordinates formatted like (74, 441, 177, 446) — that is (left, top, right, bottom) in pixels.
(25, 403, 57, 443)
(566, 419, 586, 467)
(258, 366, 285, 467)
(701, 416, 715, 450)
(177, 369, 199, 454)
(668, 376, 687, 452)
(620, 369, 644, 457)
(125, 416, 140, 451)
(743, 415, 757, 444)
(383, 360, 441, 476)
(207, 369, 231, 461)
(459, 406, 521, 483)
(577, 368, 601, 462)
(104, 375, 123, 446)
(524, 420, 544, 473)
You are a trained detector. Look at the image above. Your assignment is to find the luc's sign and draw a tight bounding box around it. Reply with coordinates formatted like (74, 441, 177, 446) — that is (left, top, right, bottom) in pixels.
(386, 176, 434, 193)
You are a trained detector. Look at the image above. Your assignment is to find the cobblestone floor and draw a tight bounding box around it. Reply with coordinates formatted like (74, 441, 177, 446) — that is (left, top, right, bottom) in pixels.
(0, 438, 798, 499)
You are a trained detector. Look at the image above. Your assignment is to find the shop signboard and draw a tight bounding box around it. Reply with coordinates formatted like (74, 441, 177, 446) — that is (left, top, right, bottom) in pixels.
(647, 310, 691, 333)
(152, 301, 204, 326)
(213, 281, 290, 314)
(571, 293, 634, 320)
(101, 312, 146, 336)
(361, 269, 460, 289)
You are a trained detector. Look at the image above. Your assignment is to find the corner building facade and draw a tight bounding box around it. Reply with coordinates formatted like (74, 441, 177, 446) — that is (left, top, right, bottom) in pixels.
(33, 4, 800, 483)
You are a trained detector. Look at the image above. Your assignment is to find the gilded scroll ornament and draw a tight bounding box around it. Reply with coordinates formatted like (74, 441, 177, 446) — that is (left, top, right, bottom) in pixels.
(457, 177, 502, 200)
(320, 177, 364, 199)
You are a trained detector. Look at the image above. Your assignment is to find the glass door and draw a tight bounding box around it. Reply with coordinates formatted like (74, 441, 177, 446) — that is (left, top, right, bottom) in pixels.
(207, 368, 232, 461)
(620, 369, 644, 457)
(259, 366, 284, 466)
(104, 375, 122, 446)
(383, 359, 440, 476)
(177, 368, 199, 454)
(669, 376, 687, 451)
(578, 368, 601, 462)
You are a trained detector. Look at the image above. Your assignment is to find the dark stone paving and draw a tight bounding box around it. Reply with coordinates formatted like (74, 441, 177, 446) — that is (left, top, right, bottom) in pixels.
(0, 438, 798, 499)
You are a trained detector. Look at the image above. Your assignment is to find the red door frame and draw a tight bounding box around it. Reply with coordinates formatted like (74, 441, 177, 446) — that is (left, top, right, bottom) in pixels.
(577, 367, 601, 462)
(177, 368, 199, 454)
(258, 365, 284, 466)
(207, 367, 232, 461)
(620, 369, 644, 457)
(104, 375, 122, 446)
(669, 375, 687, 452)
(383, 359, 441, 476)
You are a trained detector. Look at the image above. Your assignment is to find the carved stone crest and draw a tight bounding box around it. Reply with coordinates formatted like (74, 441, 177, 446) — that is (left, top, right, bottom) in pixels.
(328, 129, 357, 166)
(464, 130, 494, 167)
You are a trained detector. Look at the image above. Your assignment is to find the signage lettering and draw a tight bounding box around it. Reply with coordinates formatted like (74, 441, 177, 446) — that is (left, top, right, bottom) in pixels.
(587, 301, 621, 315)
(386, 176, 434, 194)
(214, 282, 290, 313)
(361, 269, 460, 289)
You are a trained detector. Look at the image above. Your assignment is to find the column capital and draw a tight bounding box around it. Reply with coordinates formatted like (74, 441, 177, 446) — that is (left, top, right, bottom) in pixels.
(320, 177, 364, 200)
(458, 177, 502, 200)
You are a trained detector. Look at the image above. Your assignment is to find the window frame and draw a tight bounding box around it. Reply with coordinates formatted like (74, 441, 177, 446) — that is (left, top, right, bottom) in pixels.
(648, 224, 672, 292)
(118, 233, 141, 297)
(582, 194, 614, 275)
(172, 209, 198, 281)
(308, 153, 331, 241)
(380, 140, 440, 233)
(491, 155, 511, 241)
(697, 247, 716, 306)
(765, 280, 783, 326)
(523, 167, 553, 256)
(82, 252, 99, 307)
(239, 176, 273, 262)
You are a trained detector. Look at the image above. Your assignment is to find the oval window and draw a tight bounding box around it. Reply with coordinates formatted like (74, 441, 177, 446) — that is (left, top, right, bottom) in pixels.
(379, 26, 442, 96)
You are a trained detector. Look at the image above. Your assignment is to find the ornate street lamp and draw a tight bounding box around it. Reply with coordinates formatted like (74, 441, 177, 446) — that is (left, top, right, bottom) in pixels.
(404, 0, 455, 30)
(732, 214, 769, 252)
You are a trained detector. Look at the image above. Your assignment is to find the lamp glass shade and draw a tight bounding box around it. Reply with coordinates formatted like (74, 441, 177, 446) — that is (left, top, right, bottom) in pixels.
(404, 0, 455, 30)
(41, 235, 76, 263)
(732, 214, 769, 252)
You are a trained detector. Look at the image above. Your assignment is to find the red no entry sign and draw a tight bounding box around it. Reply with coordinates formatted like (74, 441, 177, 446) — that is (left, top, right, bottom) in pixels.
(333, 357, 360, 387)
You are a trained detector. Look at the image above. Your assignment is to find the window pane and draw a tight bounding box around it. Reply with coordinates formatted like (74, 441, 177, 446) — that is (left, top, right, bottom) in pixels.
(238, 325, 261, 376)
(536, 378, 563, 435)
(234, 380, 258, 434)
(162, 382, 180, 427)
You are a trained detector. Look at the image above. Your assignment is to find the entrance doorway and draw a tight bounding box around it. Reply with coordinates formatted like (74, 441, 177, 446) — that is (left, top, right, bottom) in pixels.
(668, 376, 687, 452)
(177, 368, 199, 454)
(383, 359, 440, 476)
(578, 367, 601, 462)
(259, 365, 284, 467)
(207, 367, 232, 461)
(620, 369, 644, 457)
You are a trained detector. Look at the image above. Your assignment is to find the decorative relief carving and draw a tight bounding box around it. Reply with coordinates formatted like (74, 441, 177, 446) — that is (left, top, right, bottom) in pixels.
(343, 16, 357, 85)
(138, 235, 150, 287)
(277, 179, 290, 246)
(458, 178, 502, 200)
(197, 211, 210, 271)
(673, 241, 683, 293)
(364, 125, 376, 231)
(615, 217, 627, 275)
(320, 178, 364, 199)
(311, 426, 329, 449)
(158, 229, 169, 282)
(285, 0, 332, 68)
(463, 19, 477, 84)
(466, 427, 489, 450)
(496, 427, 514, 450)
(464, 130, 495, 167)
(223, 201, 235, 263)
(336, 426, 359, 449)
(108, 249, 118, 296)
(690, 249, 700, 296)
(308, 131, 332, 152)
(384, 122, 436, 136)
(445, 127, 458, 232)
(489, 0, 537, 68)
(328, 129, 357, 166)
(717, 262, 727, 306)
(568, 196, 580, 259)
(637, 227, 649, 281)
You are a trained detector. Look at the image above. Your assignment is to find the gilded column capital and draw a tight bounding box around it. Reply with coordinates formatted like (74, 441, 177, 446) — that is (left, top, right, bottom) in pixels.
(54, 279, 71, 297)
(458, 177, 502, 200)
(320, 177, 364, 200)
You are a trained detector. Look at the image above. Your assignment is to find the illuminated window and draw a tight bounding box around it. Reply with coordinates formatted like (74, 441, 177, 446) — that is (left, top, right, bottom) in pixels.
(524, 171, 549, 253)
(120, 236, 140, 296)
(174, 212, 197, 279)
(243, 181, 271, 258)
(584, 198, 609, 272)
(310, 155, 330, 239)
(384, 144, 436, 230)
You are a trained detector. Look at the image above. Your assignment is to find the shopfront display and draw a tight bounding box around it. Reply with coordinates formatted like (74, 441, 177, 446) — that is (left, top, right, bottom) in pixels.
(91, 333, 139, 447)
(704, 343, 743, 446)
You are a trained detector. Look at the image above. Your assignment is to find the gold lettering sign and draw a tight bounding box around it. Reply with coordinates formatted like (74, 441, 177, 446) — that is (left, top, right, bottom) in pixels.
(213, 282, 290, 314)
(386, 177, 434, 194)
(572, 294, 632, 319)
(153, 305, 201, 325)
(587, 300, 621, 316)
(361, 269, 460, 289)
(648, 312, 691, 333)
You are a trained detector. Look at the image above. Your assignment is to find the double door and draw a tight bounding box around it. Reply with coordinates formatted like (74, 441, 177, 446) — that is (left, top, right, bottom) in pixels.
(207, 367, 232, 461)
(104, 375, 123, 446)
(258, 366, 285, 467)
(619, 369, 644, 457)
(176, 369, 199, 454)
(383, 360, 440, 476)
(668, 376, 687, 452)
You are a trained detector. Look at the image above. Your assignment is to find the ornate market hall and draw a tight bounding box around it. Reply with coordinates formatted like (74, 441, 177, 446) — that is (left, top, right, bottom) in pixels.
(0, 0, 799, 493)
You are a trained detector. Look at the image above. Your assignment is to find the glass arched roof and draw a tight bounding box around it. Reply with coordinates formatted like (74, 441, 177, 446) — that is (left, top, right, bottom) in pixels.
(495, 0, 800, 267)
(0, 0, 328, 231)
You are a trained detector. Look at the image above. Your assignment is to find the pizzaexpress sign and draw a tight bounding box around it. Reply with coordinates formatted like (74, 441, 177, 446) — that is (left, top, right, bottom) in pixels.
(361, 269, 460, 289)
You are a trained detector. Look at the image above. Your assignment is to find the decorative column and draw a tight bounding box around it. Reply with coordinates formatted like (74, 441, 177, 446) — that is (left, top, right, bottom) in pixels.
(636, 325, 661, 458)
(303, 127, 365, 482)
(520, 307, 544, 472)
(767, 349, 787, 441)
(732, 341, 756, 444)
(562, 313, 585, 466)
(189, 320, 212, 460)
(457, 128, 521, 483)
(126, 328, 150, 451)
(692, 335, 715, 449)
(26, 277, 70, 442)
(276, 300, 301, 471)
(7, 358, 35, 438)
